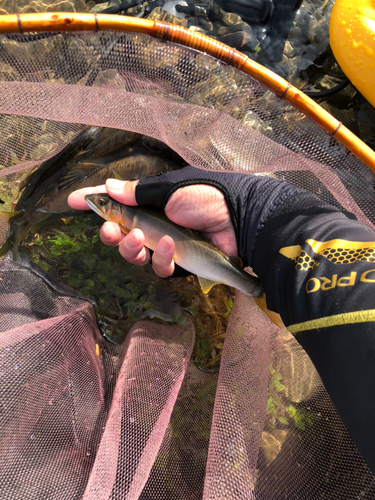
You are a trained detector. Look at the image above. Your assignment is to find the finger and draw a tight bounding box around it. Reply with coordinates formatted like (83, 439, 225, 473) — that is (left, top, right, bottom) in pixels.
(166, 185, 226, 231)
(67, 184, 107, 210)
(100, 221, 124, 247)
(202, 228, 238, 257)
(152, 235, 175, 278)
(106, 178, 139, 206)
(166, 185, 238, 256)
(118, 228, 151, 266)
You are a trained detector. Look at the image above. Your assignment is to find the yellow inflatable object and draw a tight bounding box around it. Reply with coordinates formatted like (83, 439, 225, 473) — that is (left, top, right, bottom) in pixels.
(330, 0, 375, 107)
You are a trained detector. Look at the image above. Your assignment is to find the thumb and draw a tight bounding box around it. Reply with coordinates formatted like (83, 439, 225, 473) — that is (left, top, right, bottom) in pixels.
(106, 178, 139, 206)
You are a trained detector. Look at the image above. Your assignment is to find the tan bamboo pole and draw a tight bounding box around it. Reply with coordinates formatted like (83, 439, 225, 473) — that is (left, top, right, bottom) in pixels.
(0, 12, 374, 172)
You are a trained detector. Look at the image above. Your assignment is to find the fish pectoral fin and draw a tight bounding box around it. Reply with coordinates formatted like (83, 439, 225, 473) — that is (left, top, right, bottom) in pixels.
(61, 216, 74, 224)
(35, 208, 51, 213)
(111, 171, 125, 181)
(197, 276, 221, 294)
(228, 255, 243, 268)
(119, 223, 129, 235)
(0, 210, 24, 221)
(35, 207, 63, 214)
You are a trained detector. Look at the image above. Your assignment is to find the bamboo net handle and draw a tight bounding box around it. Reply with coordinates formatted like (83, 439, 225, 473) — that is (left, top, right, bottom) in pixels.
(0, 12, 374, 172)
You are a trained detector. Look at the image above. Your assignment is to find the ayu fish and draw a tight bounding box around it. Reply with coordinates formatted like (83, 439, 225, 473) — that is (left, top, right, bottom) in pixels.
(85, 193, 264, 299)
(0, 126, 183, 257)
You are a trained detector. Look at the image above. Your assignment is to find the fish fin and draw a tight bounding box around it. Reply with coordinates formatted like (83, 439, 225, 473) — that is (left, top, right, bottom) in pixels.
(119, 223, 129, 235)
(111, 171, 125, 181)
(0, 210, 24, 221)
(18, 127, 100, 202)
(57, 162, 104, 191)
(18, 165, 39, 191)
(228, 255, 243, 268)
(35, 208, 55, 213)
(254, 296, 284, 328)
(0, 214, 30, 258)
(198, 276, 221, 294)
(61, 216, 74, 224)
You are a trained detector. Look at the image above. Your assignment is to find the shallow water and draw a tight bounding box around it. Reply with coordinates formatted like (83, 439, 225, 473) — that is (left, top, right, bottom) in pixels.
(0, 1, 373, 481)
(18, 213, 234, 370)
(1, 0, 373, 150)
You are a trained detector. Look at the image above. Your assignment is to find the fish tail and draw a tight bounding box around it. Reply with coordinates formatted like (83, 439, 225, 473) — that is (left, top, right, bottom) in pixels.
(0, 210, 23, 221)
(0, 216, 28, 259)
(0, 236, 11, 257)
(0, 232, 20, 259)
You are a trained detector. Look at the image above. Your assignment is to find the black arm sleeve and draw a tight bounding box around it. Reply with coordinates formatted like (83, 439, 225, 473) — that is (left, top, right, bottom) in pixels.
(254, 197, 375, 475)
(136, 166, 375, 474)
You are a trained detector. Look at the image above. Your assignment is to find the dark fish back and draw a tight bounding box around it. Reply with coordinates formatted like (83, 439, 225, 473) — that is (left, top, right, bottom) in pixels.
(16, 126, 101, 210)
(1, 127, 184, 257)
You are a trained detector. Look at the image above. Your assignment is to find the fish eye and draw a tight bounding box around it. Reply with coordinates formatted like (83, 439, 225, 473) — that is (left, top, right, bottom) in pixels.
(98, 197, 107, 207)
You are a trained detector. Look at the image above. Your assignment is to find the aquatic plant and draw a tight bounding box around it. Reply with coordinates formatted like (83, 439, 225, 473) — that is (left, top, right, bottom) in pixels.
(20, 214, 233, 370)
(266, 361, 320, 431)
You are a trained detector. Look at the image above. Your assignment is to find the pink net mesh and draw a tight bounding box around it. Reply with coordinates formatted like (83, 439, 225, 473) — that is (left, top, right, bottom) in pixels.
(0, 30, 374, 499)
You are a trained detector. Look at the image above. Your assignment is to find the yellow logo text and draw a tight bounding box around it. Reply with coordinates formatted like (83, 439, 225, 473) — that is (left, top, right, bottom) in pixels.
(306, 270, 375, 293)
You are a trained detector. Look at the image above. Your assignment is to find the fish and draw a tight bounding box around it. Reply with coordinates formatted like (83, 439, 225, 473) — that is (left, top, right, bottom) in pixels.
(29, 142, 183, 214)
(85, 193, 265, 299)
(0, 126, 184, 257)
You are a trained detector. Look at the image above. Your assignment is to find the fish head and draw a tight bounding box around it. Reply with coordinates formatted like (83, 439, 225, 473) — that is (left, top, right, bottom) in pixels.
(85, 193, 122, 224)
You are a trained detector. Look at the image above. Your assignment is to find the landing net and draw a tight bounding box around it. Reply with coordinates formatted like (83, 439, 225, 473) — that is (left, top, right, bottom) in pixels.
(0, 19, 375, 499)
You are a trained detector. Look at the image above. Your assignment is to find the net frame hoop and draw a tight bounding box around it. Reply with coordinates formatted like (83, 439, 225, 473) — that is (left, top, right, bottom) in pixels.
(0, 12, 374, 172)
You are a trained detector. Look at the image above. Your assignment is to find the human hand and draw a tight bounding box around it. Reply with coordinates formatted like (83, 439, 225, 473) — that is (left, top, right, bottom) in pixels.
(68, 176, 237, 279)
